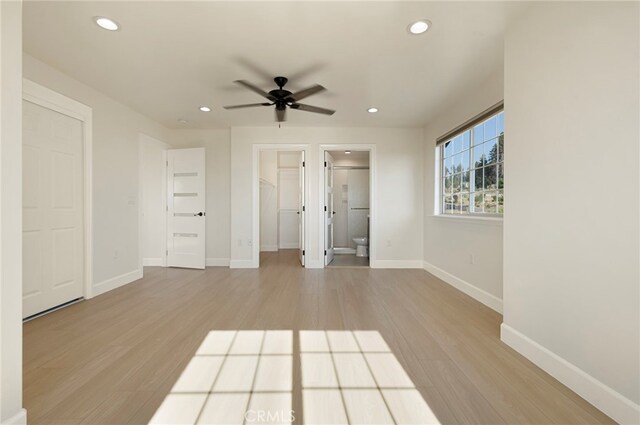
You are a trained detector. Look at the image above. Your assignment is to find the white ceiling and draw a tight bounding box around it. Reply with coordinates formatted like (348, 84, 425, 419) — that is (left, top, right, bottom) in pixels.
(23, 1, 515, 129)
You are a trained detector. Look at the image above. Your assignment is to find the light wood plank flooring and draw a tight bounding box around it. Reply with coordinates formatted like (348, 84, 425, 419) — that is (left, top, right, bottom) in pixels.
(23, 250, 614, 424)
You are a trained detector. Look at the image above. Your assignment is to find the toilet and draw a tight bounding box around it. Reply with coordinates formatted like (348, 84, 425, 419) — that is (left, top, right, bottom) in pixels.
(353, 237, 369, 257)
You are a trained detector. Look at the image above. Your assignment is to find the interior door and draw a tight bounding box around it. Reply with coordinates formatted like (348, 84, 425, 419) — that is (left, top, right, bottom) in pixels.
(298, 151, 305, 266)
(22, 100, 84, 318)
(167, 148, 206, 269)
(324, 152, 335, 265)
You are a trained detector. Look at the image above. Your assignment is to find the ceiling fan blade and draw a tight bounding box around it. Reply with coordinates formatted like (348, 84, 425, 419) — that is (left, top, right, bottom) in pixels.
(288, 84, 326, 102)
(276, 108, 286, 122)
(234, 80, 276, 101)
(290, 103, 335, 115)
(223, 103, 271, 110)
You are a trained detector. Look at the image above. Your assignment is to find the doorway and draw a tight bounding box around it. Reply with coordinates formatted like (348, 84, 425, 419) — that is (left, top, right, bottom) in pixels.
(324, 149, 371, 268)
(256, 148, 306, 268)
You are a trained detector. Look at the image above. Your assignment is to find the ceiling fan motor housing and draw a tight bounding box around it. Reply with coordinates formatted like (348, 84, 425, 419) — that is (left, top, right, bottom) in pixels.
(223, 75, 335, 122)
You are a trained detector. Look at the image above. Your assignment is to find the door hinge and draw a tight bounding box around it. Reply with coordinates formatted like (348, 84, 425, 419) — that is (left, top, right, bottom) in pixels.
(302, 206, 305, 212)
(166, 160, 168, 166)
(302, 161, 305, 167)
(324, 161, 327, 167)
(324, 250, 327, 256)
(324, 206, 327, 212)
(302, 250, 305, 256)
(166, 249, 168, 255)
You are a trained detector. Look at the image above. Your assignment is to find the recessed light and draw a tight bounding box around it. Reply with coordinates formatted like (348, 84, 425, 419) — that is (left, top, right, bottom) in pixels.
(177, 119, 188, 124)
(367, 107, 379, 113)
(408, 20, 431, 35)
(199, 106, 211, 112)
(345, 150, 352, 155)
(93, 16, 119, 31)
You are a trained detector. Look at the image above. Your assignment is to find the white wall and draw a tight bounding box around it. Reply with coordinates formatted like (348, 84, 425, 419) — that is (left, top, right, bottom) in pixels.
(0, 1, 25, 423)
(23, 54, 173, 295)
(259, 151, 278, 251)
(229, 127, 423, 268)
(502, 3, 639, 423)
(140, 134, 170, 266)
(423, 69, 504, 312)
(278, 166, 300, 249)
(169, 129, 231, 266)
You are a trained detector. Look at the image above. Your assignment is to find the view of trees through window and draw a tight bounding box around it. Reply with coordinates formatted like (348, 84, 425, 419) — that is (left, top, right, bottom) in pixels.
(441, 110, 504, 215)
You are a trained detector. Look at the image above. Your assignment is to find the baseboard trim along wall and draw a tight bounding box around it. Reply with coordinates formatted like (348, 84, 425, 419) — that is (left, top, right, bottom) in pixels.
(4, 409, 27, 425)
(278, 242, 299, 249)
(423, 261, 503, 313)
(229, 259, 256, 269)
(501, 324, 640, 424)
(304, 259, 323, 269)
(93, 269, 143, 297)
(371, 260, 424, 269)
(259, 245, 278, 252)
(142, 258, 163, 267)
(206, 258, 230, 267)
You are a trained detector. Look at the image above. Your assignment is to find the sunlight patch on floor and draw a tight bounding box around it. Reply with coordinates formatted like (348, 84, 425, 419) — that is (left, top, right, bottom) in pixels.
(149, 330, 439, 424)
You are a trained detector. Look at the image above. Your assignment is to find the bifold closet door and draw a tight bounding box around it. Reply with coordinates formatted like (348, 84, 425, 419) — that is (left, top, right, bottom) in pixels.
(167, 148, 206, 269)
(22, 100, 84, 318)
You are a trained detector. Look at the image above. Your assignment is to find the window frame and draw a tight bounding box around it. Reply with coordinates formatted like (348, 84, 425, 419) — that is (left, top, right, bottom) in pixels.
(437, 106, 504, 217)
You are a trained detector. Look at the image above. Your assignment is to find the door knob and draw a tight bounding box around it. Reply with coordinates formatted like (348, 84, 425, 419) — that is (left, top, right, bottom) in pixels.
(194, 212, 205, 216)
(332, 211, 336, 214)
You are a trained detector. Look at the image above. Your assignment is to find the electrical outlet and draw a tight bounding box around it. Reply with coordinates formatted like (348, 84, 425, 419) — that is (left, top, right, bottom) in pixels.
(113, 250, 118, 260)
(238, 239, 243, 246)
(470, 253, 475, 264)
(248, 239, 253, 247)
(386, 240, 392, 247)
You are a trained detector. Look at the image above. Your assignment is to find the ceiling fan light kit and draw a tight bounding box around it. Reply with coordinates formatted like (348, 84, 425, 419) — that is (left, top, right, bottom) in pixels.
(223, 76, 336, 123)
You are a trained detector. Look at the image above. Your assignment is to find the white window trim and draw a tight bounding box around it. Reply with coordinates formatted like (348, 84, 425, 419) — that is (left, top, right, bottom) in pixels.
(436, 109, 504, 218)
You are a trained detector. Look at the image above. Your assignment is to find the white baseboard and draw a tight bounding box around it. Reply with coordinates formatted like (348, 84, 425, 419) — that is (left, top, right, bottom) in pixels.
(422, 261, 503, 313)
(305, 259, 324, 269)
(206, 258, 230, 267)
(4, 408, 27, 425)
(278, 242, 299, 249)
(335, 248, 356, 254)
(371, 260, 423, 269)
(260, 245, 278, 252)
(93, 269, 143, 297)
(501, 324, 640, 424)
(143, 257, 163, 267)
(230, 259, 257, 269)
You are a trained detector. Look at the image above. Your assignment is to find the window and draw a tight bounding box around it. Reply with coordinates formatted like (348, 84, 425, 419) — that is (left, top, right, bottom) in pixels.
(439, 109, 504, 216)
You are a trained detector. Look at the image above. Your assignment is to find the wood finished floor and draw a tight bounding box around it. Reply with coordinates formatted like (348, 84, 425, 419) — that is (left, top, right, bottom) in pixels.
(23, 250, 614, 424)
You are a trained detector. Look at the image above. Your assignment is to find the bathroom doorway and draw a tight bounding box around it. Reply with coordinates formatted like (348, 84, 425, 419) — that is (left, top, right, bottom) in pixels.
(324, 150, 370, 268)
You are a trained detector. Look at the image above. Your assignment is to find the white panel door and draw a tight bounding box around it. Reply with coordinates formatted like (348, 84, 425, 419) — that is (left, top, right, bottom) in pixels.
(167, 148, 206, 269)
(23, 100, 84, 318)
(298, 152, 305, 266)
(324, 152, 335, 265)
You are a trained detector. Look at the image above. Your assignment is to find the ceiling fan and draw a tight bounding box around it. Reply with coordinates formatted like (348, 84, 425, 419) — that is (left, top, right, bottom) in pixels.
(223, 76, 335, 122)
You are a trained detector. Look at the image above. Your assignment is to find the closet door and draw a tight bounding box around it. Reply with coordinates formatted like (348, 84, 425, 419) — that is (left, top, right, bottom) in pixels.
(23, 100, 84, 318)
